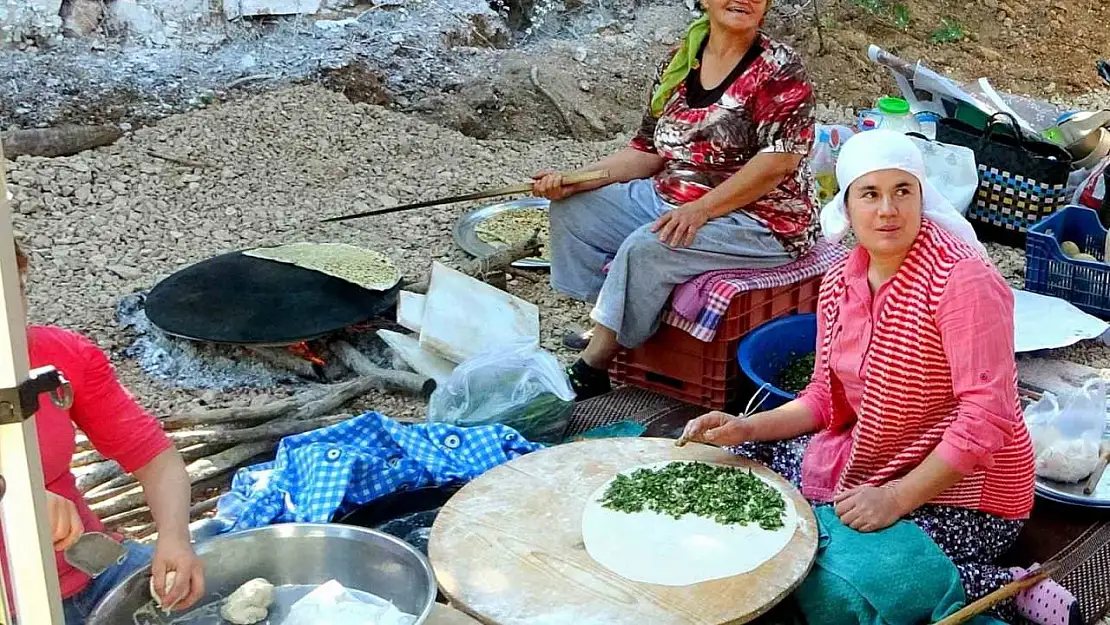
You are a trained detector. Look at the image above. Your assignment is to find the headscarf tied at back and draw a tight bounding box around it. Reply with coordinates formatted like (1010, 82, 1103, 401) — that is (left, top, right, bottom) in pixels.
(819, 129, 986, 257)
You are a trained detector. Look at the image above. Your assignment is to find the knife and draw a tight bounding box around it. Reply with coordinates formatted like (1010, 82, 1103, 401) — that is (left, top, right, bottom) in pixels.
(64, 532, 128, 578)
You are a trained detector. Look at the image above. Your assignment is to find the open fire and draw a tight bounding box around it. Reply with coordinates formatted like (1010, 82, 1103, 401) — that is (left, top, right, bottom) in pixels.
(116, 292, 400, 391)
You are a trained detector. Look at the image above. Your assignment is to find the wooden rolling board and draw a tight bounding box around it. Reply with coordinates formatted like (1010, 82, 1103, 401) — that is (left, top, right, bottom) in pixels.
(430, 603, 482, 624)
(429, 438, 818, 625)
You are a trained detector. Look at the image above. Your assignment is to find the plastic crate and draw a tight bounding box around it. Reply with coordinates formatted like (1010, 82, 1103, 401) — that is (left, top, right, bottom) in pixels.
(610, 276, 822, 410)
(737, 313, 817, 410)
(1025, 205, 1110, 319)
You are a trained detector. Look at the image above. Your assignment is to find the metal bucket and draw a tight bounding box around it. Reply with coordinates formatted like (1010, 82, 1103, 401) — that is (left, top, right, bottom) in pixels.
(86, 523, 437, 625)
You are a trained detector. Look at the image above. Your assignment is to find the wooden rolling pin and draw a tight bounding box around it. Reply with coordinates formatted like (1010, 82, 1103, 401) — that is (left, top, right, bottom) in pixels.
(321, 169, 611, 223)
(933, 562, 1059, 625)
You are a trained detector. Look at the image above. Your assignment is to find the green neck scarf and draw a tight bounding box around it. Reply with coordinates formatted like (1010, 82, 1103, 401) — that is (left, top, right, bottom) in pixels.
(650, 15, 711, 118)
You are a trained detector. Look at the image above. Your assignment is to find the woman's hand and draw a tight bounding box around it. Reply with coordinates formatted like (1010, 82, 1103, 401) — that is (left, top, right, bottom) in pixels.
(651, 203, 710, 247)
(833, 485, 905, 533)
(151, 535, 205, 612)
(532, 171, 579, 201)
(680, 411, 753, 447)
(47, 492, 83, 552)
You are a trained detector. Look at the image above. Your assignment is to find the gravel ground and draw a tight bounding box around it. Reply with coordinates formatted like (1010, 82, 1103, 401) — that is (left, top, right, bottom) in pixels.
(8, 81, 1110, 422)
(8, 84, 618, 419)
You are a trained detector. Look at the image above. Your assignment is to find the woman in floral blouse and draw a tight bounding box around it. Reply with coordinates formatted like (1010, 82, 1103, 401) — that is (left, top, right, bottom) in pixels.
(533, 0, 817, 400)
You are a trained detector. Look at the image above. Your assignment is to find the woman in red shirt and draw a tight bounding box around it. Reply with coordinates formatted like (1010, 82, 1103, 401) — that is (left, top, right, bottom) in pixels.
(682, 130, 1077, 625)
(532, 0, 816, 401)
(6, 241, 204, 623)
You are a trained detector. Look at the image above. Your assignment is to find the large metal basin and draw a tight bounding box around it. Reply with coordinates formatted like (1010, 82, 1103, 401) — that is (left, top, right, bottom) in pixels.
(86, 523, 437, 624)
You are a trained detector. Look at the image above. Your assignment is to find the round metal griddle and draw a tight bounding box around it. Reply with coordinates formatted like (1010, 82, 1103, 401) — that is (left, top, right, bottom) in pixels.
(145, 251, 400, 345)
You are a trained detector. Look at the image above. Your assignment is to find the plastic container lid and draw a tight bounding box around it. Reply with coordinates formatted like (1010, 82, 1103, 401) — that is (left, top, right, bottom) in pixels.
(877, 96, 910, 116)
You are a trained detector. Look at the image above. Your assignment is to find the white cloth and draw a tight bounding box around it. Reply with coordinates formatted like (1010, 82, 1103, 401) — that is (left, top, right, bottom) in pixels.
(819, 129, 986, 257)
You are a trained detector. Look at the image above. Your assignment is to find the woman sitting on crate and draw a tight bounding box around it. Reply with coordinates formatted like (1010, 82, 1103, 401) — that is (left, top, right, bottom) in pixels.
(682, 130, 1080, 625)
(532, 0, 817, 401)
(3, 240, 205, 624)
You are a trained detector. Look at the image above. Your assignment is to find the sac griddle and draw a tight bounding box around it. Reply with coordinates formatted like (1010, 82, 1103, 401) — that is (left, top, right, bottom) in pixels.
(145, 251, 399, 345)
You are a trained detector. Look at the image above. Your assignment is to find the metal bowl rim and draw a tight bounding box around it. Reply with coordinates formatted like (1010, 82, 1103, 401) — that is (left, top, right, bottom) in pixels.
(90, 523, 438, 624)
(452, 197, 551, 269)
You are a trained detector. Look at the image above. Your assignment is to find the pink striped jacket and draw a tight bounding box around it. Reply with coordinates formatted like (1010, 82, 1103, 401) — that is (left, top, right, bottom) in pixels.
(806, 220, 1035, 519)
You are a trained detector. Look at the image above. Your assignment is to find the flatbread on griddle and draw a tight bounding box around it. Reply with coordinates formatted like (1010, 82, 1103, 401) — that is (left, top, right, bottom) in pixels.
(475, 207, 549, 261)
(243, 242, 401, 291)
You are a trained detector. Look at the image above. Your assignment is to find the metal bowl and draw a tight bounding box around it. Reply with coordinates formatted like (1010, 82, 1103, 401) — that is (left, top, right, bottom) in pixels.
(86, 523, 437, 624)
(453, 197, 550, 269)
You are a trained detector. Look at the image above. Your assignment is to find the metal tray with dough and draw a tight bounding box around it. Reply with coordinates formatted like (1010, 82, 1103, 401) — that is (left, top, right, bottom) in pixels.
(453, 197, 550, 269)
(1035, 473, 1110, 508)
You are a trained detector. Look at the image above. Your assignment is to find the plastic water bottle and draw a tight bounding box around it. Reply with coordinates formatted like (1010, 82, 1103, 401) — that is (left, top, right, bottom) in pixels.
(858, 97, 923, 135)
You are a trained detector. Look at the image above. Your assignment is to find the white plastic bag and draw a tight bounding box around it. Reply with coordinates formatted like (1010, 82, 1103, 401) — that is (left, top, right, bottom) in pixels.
(426, 342, 575, 444)
(1024, 379, 1107, 483)
(907, 136, 978, 215)
(282, 580, 416, 625)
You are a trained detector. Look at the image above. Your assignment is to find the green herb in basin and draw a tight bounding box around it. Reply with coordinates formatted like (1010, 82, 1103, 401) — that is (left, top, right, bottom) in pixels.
(775, 352, 816, 395)
(599, 462, 787, 530)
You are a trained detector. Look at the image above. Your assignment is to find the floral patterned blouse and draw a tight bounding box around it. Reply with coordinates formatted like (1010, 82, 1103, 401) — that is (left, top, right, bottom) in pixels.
(631, 33, 818, 256)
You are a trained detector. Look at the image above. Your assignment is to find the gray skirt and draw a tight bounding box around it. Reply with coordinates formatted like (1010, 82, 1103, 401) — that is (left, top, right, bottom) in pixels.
(548, 179, 792, 348)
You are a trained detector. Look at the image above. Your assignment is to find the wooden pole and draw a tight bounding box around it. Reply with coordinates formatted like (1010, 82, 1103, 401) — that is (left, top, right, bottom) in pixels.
(0, 135, 64, 623)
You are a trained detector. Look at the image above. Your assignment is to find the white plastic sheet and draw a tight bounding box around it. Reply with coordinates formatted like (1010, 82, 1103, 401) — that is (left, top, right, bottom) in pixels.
(1012, 289, 1110, 353)
(281, 581, 416, 625)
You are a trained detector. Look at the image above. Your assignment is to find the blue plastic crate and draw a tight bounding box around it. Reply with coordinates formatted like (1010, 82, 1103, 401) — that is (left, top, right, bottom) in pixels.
(736, 313, 817, 409)
(1025, 205, 1110, 319)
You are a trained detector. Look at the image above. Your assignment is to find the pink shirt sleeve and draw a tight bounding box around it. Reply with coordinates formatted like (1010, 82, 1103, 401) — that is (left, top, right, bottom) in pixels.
(934, 259, 1019, 474)
(795, 291, 832, 429)
(65, 332, 172, 474)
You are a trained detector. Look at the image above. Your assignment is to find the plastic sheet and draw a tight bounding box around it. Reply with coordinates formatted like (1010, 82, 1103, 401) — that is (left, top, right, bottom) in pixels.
(281, 581, 415, 625)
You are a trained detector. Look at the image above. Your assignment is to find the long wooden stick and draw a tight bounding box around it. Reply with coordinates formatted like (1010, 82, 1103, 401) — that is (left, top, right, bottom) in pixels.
(933, 562, 1060, 625)
(332, 341, 436, 397)
(160, 386, 333, 430)
(321, 169, 609, 223)
(167, 414, 350, 448)
(90, 441, 276, 519)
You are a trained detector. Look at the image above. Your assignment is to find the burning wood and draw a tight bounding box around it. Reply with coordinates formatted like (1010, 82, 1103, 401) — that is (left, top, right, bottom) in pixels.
(288, 341, 328, 368)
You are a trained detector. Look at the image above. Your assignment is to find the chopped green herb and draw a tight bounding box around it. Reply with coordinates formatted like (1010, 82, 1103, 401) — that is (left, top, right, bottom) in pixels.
(599, 462, 787, 530)
(775, 352, 816, 395)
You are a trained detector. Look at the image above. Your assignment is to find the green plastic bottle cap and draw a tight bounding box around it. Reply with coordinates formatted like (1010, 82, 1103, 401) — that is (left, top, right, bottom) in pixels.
(877, 96, 910, 116)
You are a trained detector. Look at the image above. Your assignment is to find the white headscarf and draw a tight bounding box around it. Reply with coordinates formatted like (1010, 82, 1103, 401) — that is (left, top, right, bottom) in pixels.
(819, 129, 986, 257)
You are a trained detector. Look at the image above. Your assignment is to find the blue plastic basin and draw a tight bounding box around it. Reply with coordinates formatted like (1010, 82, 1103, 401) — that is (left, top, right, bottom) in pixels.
(737, 313, 818, 409)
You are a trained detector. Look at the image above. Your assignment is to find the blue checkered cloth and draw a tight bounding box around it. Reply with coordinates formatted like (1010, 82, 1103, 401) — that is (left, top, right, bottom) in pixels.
(213, 412, 543, 533)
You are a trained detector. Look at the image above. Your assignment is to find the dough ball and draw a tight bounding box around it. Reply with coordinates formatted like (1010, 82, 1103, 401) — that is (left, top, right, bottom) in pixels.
(149, 571, 178, 610)
(1061, 240, 1081, 257)
(221, 604, 269, 625)
(220, 578, 275, 625)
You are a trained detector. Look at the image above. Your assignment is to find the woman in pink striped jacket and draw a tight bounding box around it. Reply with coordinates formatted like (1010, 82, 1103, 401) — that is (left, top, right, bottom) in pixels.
(682, 130, 1076, 625)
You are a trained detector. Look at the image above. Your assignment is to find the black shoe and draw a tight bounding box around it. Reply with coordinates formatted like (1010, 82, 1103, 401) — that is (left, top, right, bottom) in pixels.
(566, 359, 611, 401)
(562, 327, 594, 351)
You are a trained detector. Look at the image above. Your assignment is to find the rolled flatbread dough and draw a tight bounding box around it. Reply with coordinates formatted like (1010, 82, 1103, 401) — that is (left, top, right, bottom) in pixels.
(244, 242, 400, 291)
(581, 462, 799, 587)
